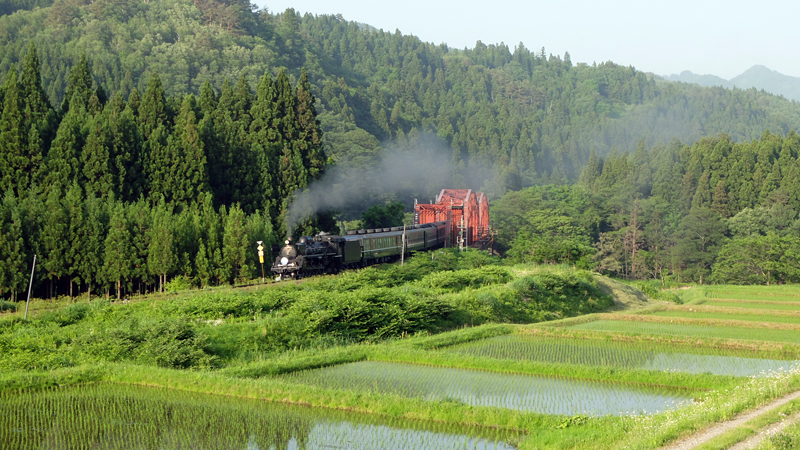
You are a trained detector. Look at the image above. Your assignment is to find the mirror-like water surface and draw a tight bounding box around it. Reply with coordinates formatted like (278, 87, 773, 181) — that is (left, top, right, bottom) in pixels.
(447, 335, 799, 377)
(284, 361, 693, 416)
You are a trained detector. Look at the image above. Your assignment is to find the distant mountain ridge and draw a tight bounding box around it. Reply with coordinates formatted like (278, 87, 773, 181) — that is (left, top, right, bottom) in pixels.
(664, 65, 800, 101)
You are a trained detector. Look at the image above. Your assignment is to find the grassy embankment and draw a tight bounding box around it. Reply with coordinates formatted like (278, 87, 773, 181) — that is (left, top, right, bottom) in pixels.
(4, 260, 800, 449)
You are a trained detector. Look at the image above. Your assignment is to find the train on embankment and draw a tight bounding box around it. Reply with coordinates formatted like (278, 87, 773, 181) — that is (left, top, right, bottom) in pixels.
(271, 221, 449, 280)
(271, 189, 492, 280)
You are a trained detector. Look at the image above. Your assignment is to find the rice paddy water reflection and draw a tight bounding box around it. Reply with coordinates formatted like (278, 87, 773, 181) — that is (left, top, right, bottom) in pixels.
(283, 361, 693, 416)
(447, 335, 800, 377)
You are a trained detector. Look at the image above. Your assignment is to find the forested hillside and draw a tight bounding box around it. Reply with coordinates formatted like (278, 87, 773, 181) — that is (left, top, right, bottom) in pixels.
(1, 0, 800, 189)
(492, 132, 800, 285)
(2, 0, 800, 299)
(0, 41, 326, 299)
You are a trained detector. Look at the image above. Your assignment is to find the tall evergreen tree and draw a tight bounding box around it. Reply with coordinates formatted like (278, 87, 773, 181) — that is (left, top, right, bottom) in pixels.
(221, 204, 249, 284)
(711, 180, 731, 218)
(249, 71, 281, 222)
(227, 75, 260, 212)
(138, 72, 169, 138)
(81, 115, 113, 198)
(274, 69, 297, 145)
(147, 200, 175, 292)
(20, 43, 52, 125)
(691, 171, 712, 210)
(78, 195, 107, 299)
(673, 207, 727, 284)
(103, 200, 133, 300)
(578, 148, 601, 188)
(41, 188, 69, 297)
(105, 93, 144, 201)
(61, 54, 94, 115)
(20, 42, 54, 166)
(44, 107, 87, 193)
(64, 181, 83, 297)
(0, 67, 28, 194)
(197, 192, 222, 285)
(208, 79, 236, 206)
(158, 95, 208, 204)
(275, 69, 306, 209)
(0, 193, 27, 300)
(127, 199, 151, 294)
(295, 68, 325, 181)
(139, 73, 170, 198)
(232, 74, 253, 122)
(198, 80, 217, 119)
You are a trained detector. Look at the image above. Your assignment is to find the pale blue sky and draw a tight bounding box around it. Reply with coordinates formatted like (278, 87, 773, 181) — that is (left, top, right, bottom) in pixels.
(255, 0, 800, 79)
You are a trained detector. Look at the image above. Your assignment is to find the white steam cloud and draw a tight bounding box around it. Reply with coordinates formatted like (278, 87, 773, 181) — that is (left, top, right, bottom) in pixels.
(285, 134, 490, 236)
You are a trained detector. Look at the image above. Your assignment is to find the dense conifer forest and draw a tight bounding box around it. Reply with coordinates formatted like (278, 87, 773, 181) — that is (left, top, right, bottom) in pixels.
(2, 0, 800, 299)
(0, 41, 325, 299)
(2, 0, 800, 185)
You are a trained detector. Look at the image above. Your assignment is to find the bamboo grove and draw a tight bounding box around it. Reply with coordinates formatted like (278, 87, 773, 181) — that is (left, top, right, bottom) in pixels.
(0, 43, 325, 299)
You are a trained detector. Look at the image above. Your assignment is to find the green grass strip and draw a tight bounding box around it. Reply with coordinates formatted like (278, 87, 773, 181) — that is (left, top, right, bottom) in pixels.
(520, 325, 800, 360)
(570, 320, 800, 344)
(0, 365, 104, 391)
(705, 300, 800, 311)
(653, 311, 800, 325)
(693, 427, 756, 450)
(691, 398, 800, 450)
(371, 346, 735, 391)
(398, 323, 515, 350)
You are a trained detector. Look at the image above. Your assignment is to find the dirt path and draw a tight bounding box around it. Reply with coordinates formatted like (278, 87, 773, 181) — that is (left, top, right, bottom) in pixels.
(660, 390, 800, 450)
(728, 411, 800, 450)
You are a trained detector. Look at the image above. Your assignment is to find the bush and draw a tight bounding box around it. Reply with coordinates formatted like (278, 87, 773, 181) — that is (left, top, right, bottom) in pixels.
(447, 270, 612, 325)
(75, 317, 215, 369)
(418, 266, 513, 291)
(202, 315, 312, 359)
(290, 288, 454, 341)
(164, 275, 193, 293)
(633, 281, 683, 304)
(39, 303, 93, 327)
(0, 300, 17, 313)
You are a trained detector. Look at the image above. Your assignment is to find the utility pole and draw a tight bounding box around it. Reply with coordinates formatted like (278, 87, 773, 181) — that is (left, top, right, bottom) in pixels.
(24, 255, 36, 320)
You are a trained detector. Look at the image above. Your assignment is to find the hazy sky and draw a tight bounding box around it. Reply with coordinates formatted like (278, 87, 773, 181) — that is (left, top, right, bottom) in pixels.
(255, 0, 799, 80)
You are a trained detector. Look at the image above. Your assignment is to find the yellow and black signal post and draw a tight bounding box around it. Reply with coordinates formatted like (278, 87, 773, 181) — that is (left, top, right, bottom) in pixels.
(257, 241, 265, 282)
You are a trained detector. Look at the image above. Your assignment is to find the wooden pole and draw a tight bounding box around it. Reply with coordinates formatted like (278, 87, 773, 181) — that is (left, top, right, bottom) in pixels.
(24, 255, 36, 320)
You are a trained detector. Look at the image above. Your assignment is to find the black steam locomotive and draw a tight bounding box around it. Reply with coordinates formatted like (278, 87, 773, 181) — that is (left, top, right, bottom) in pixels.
(271, 221, 449, 280)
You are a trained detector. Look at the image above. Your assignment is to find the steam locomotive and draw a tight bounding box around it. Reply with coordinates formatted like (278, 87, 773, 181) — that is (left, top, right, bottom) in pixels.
(271, 221, 450, 280)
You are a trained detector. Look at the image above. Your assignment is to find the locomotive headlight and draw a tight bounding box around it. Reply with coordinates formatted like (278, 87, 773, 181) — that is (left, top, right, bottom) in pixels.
(280, 257, 289, 265)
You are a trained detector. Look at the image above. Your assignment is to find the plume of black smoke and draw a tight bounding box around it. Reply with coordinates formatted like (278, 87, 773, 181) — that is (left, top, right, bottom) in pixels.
(285, 134, 490, 236)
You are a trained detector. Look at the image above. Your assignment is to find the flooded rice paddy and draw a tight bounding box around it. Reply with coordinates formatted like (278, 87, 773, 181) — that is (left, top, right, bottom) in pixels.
(0, 384, 520, 450)
(283, 361, 693, 416)
(447, 335, 799, 377)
